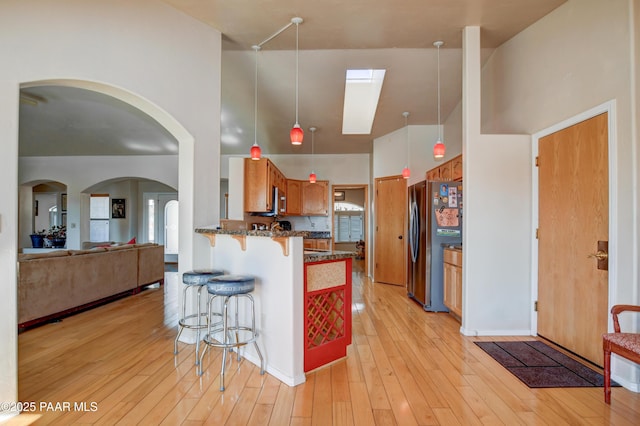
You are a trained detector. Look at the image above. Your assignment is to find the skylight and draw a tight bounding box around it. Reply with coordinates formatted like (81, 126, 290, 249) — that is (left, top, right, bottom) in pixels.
(342, 69, 386, 135)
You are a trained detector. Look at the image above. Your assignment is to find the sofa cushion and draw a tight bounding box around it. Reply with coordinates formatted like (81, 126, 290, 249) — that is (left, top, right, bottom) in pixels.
(68, 248, 108, 255)
(18, 251, 70, 261)
(105, 244, 135, 251)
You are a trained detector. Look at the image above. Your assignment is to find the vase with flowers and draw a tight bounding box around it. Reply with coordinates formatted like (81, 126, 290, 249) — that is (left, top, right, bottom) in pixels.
(29, 229, 47, 248)
(46, 225, 67, 248)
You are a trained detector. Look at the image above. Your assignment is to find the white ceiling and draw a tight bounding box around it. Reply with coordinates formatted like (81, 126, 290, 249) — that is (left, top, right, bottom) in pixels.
(18, 0, 566, 157)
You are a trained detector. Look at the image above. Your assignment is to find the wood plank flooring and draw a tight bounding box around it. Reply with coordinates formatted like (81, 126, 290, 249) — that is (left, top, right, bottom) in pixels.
(8, 263, 640, 425)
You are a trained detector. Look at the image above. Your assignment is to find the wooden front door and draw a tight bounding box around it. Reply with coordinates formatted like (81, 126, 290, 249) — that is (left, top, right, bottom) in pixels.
(537, 112, 609, 366)
(374, 176, 407, 286)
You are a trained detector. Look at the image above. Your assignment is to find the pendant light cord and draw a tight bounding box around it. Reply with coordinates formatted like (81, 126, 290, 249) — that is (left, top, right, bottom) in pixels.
(295, 20, 300, 125)
(253, 45, 260, 145)
(404, 112, 409, 166)
(311, 127, 315, 169)
(436, 42, 442, 141)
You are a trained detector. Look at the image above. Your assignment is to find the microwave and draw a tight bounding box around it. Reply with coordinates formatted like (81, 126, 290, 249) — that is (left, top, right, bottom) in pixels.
(253, 186, 284, 217)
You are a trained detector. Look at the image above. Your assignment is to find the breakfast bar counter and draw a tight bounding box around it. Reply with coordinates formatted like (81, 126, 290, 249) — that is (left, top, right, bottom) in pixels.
(195, 227, 355, 386)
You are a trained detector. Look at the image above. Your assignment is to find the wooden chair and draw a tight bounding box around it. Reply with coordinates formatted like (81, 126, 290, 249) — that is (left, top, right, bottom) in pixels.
(602, 304, 640, 404)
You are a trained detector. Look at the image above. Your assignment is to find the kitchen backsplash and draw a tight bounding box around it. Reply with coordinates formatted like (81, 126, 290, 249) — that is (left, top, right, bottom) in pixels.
(282, 215, 331, 232)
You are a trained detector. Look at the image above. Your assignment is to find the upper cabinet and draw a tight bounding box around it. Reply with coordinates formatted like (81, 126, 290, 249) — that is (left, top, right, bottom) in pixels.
(451, 155, 463, 181)
(426, 154, 463, 182)
(286, 179, 302, 215)
(244, 158, 286, 213)
(301, 180, 329, 216)
(244, 159, 329, 216)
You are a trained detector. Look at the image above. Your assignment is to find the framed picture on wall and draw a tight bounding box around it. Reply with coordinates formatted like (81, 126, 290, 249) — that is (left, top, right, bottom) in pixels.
(112, 198, 126, 219)
(61, 193, 67, 211)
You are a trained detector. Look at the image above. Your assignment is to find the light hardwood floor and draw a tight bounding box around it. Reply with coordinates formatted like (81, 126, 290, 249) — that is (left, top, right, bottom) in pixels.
(8, 263, 640, 425)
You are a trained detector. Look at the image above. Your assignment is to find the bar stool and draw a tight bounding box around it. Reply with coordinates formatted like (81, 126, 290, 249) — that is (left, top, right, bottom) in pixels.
(198, 274, 265, 391)
(174, 269, 225, 365)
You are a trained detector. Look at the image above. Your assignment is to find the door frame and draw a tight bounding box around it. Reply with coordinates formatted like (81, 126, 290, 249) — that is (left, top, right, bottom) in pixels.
(530, 100, 617, 334)
(331, 184, 369, 275)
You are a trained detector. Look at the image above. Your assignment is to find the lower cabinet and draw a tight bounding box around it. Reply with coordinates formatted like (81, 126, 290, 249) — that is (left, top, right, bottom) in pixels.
(304, 238, 331, 250)
(443, 248, 462, 319)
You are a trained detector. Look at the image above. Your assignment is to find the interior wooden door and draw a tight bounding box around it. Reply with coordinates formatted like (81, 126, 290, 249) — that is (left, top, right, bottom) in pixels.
(537, 112, 608, 366)
(374, 176, 407, 286)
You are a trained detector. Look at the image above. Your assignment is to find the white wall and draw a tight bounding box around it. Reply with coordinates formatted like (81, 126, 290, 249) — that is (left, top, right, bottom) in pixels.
(481, 0, 636, 307)
(19, 155, 178, 248)
(373, 124, 462, 185)
(0, 0, 221, 414)
(475, 0, 639, 388)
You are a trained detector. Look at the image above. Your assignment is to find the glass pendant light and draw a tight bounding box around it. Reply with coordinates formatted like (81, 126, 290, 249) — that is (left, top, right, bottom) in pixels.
(250, 45, 262, 160)
(290, 17, 304, 145)
(402, 111, 410, 179)
(433, 40, 446, 159)
(309, 127, 316, 183)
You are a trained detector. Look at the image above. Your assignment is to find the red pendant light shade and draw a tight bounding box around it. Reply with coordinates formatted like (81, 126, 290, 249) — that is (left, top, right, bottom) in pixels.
(309, 172, 317, 183)
(290, 124, 304, 145)
(402, 166, 411, 179)
(250, 143, 262, 160)
(433, 140, 445, 159)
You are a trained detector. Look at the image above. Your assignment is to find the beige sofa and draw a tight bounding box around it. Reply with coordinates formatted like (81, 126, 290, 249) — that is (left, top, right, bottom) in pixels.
(18, 243, 164, 329)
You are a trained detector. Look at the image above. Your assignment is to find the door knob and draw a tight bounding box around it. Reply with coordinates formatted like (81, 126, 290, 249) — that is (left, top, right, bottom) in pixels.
(587, 250, 608, 261)
(588, 240, 608, 271)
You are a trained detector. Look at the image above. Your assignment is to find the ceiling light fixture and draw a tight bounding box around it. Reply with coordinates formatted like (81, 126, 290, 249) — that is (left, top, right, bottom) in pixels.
(402, 112, 411, 179)
(290, 17, 304, 145)
(433, 41, 446, 160)
(250, 45, 262, 160)
(309, 126, 317, 183)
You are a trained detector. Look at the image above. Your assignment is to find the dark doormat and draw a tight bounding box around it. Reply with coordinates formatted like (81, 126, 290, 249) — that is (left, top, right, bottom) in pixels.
(475, 340, 620, 388)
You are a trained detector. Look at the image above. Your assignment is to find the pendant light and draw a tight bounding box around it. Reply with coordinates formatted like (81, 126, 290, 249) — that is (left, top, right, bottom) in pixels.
(250, 45, 262, 160)
(433, 40, 446, 159)
(402, 112, 411, 179)
(309, 127, 317, 183)
(290, 17, 304, 145)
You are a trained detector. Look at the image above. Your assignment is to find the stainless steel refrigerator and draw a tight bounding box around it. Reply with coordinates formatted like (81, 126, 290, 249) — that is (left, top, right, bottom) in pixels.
(408, 180, 462, 311)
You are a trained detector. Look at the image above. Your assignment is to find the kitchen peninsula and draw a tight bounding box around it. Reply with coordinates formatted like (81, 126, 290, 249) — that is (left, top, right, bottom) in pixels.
(195, 227, 354, 386)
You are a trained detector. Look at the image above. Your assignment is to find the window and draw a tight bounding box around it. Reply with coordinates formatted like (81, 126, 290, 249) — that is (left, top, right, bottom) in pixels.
(89, 194, 109, 242)
(334, 211, 364, 243)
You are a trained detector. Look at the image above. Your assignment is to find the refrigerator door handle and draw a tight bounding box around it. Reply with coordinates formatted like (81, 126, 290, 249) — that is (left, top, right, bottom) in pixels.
(409, 200, 419, 263)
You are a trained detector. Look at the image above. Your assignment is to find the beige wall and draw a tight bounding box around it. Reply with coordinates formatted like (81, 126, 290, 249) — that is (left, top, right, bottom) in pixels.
(0, 0, 221, 413)
(479, 0, 638, 386)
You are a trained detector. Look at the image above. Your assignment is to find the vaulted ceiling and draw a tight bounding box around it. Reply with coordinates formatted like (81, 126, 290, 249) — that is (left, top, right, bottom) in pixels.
(19, 0, 566, 157)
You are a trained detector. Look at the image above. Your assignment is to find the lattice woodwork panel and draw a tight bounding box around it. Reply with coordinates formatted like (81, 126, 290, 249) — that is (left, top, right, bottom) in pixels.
(306, 289, 345, 349)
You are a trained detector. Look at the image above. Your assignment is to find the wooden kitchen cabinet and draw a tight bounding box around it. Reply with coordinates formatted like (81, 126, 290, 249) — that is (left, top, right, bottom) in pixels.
(443, 248, 462, 319)
(451, 155, 463, 181)
(286, 179, 302, 215)
(304, 238, 331, 250)
(439, 161, 452, 181)
(426, 167, 441, 181)
(301, 180, 329, 216)
(244, 158, 286, 213)
(426, 154, 463, 182)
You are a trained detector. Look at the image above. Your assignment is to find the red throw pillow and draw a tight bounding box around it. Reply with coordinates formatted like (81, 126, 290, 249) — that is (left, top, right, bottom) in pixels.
(126, 237, 136, 244)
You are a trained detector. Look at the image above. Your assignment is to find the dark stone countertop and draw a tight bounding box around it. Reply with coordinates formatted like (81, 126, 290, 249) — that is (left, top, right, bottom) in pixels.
(304, 249, 356, 263)
(195, 227, 309, 238)
(304, 231, 331, 239)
